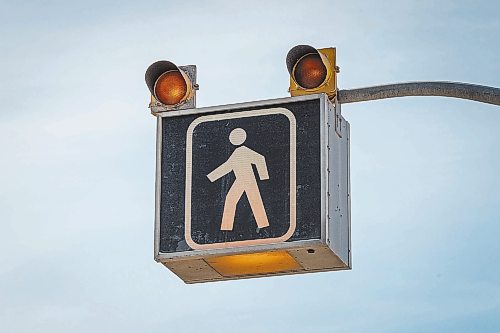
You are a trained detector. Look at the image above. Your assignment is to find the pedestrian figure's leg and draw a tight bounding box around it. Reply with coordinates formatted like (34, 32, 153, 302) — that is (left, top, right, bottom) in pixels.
(245, 183, 269, 228)
(221, 182, 245, 231)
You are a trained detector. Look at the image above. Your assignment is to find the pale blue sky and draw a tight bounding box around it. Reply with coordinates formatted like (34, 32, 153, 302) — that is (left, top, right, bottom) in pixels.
(1, 1, 499, 332)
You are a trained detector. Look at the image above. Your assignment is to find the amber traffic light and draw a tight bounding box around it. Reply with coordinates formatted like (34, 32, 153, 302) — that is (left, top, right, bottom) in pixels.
(145, 60, 196, 110)
(286, 45, 338, 99)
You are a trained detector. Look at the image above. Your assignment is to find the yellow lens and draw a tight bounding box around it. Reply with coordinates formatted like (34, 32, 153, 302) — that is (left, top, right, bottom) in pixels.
(293, 53, 327, 89)
(154, 70, 188, 106)
(206, 251, 302, 277)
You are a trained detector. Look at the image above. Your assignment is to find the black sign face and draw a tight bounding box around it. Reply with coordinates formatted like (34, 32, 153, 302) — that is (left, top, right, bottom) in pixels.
(159, 98, 322, 253)
(186, 108, 296, 249)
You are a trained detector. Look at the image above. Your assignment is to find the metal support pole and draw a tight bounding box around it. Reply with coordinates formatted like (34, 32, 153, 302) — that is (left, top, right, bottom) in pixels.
(337, 81, 500, 106)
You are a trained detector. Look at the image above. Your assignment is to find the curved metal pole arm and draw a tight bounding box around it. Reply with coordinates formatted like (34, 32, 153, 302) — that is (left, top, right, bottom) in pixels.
(337, 81, 500, 106)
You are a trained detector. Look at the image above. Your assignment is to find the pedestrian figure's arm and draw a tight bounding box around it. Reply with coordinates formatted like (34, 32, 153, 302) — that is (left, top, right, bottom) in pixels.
(253, 152, 269, 180)
(207, 161, 232, 182)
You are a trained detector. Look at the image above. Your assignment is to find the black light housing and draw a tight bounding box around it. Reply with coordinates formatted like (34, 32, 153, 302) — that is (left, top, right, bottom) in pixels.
(145, 60, 196, 110)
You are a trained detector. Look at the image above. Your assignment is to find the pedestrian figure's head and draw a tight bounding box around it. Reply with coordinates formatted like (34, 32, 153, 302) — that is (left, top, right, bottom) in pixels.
(229, 128, 246, 146)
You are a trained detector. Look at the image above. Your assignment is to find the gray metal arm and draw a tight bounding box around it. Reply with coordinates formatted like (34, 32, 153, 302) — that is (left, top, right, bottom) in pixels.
(337, 81, 500, 106)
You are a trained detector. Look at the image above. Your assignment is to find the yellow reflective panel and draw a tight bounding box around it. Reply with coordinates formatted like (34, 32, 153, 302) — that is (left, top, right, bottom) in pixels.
(206, 251, 302, 277)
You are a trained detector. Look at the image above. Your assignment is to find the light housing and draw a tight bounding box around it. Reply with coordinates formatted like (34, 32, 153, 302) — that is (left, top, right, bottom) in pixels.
(145, 60, 197, 111)
(286, 45, 338, 99)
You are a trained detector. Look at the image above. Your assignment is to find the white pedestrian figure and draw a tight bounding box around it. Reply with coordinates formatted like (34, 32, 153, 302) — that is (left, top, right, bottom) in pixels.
(207, 128, 270, 231)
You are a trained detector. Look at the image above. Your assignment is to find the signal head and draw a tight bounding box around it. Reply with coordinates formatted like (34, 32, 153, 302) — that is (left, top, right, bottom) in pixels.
(286, 45, 338, 99)
(145, 60, 197, 111)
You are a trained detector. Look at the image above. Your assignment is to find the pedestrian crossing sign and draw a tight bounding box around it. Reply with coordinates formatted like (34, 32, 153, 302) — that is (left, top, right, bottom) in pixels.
(185, 108, 296, 250)
(153, 94, 351, 283)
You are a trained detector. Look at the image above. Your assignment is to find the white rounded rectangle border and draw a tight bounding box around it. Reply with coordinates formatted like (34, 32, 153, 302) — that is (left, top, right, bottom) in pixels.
(185, 107, 297, 250)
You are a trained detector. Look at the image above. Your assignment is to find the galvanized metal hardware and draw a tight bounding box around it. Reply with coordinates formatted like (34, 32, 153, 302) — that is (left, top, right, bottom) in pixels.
(337, 81, 500, 106)
(326, 96, 342, 138)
